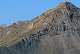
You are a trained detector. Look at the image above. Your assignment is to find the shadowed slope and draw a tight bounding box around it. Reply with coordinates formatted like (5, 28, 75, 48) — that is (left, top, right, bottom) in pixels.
(0, 2, 80, 54)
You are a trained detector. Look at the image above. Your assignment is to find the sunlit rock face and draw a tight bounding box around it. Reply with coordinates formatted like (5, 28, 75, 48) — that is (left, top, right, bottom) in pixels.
(0, 2, 80, 54)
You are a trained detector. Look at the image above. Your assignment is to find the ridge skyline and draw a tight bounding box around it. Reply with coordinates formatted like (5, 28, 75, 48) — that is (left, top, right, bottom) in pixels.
(0, 0, 79, 25)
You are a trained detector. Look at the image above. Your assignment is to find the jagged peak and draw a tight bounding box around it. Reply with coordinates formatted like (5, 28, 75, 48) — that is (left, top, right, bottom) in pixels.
(0, 1, 80, 47)
(57, 2, 79, 11)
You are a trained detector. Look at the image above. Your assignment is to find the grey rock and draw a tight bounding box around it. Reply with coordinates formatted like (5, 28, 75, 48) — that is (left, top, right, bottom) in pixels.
(0, 2, 80, 54)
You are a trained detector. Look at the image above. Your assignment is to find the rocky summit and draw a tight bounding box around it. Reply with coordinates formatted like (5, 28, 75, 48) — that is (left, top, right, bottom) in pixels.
(0, 2, 80, 54)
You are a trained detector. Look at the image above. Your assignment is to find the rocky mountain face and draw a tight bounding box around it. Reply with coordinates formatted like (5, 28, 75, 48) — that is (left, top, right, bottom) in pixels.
(0, 2, 80, 54)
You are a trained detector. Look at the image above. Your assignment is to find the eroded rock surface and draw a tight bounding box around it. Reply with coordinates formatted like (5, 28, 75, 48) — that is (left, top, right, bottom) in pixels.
(0, 2, 80, 54)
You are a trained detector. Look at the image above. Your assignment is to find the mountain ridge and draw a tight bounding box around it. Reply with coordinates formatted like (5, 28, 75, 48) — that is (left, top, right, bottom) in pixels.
(0, 2, 80, 54)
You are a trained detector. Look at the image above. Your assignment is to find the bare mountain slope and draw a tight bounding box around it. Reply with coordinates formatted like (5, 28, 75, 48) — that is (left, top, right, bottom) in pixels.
(0, 2, 80, 54)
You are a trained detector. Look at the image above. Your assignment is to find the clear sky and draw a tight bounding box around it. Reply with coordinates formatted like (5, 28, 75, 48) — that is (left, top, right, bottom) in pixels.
(0, 0, 80, 25)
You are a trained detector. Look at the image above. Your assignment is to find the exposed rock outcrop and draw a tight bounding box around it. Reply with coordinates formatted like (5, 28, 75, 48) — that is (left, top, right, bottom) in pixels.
(0, 2, 80, 54)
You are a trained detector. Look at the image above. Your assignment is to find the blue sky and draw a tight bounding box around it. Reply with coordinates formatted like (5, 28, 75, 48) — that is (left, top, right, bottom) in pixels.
(0, 0, 80, 25)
